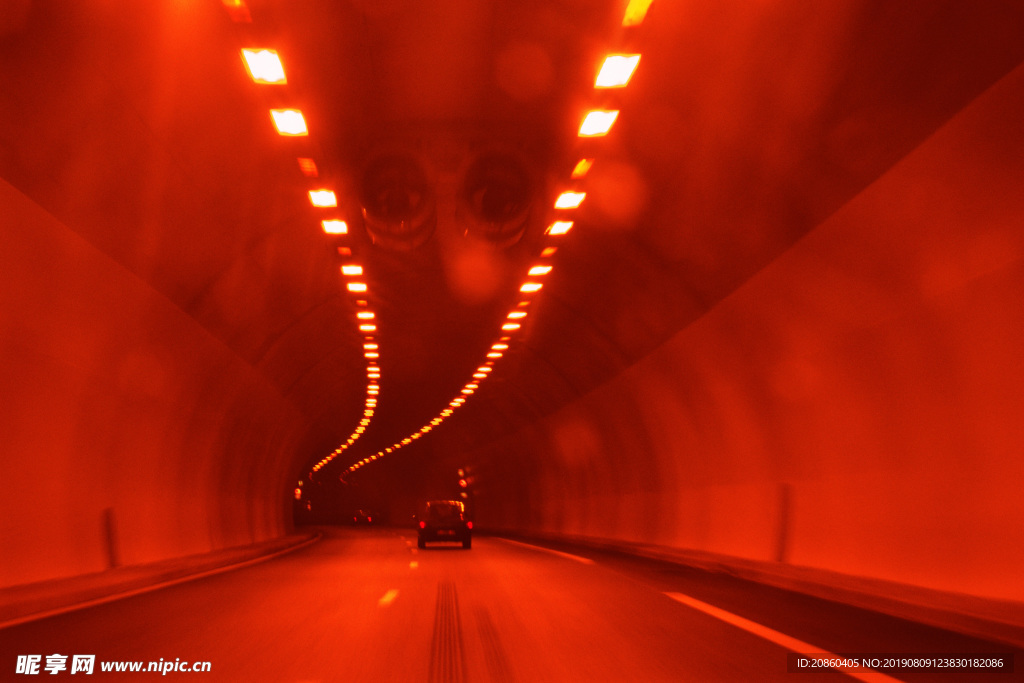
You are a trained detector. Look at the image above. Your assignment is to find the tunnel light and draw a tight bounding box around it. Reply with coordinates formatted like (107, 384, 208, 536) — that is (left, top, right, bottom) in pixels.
(322, 220, 347, 234)
(309, 190, 337, 207)
(241, 49, 286, 84)
(368, 373, 380, 380)
(595, 55, 640, 88)
(540, 246, 558, 257)
(341, 265, 363, 276)
(222, 0, 251, 22)
(571, 158, 594, 179)
(528, 265, 552, 276)
(472, 373, 487, 379)
(359, 324, 376, 332)
(347, 282, 368, 293)
(477, 366, 492, 373)
(364, 352, 379, 358)
(507, 311, 527, 320)
(622, 0, 653, 26)
(453, 398, 466, 404)
(492, 343, 509, 350)
(520, 282, 543, 293)
(357, 311, 375, 319)
(363, 343, 378, 350)
(297, 157, 318, 177)
(461, 389, 474, 395)
(486, 352, 503, 358)
(368, 384, 379, 391)
(546, 221, 573, 236)
(270, 109, 308, 135)
(502, 323, 521, 331)
(466, 384, 479, 390)
(579, 110, 619, 137)
(555, 191, 586, 209)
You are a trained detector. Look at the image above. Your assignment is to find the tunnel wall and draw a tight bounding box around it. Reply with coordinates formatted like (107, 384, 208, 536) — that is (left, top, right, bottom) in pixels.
(479, 63, 1024, 602)
(0, 179, 310, 589)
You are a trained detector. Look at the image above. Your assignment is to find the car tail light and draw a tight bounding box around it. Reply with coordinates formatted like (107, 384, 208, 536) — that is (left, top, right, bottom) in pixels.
(367, 517, 372, 523)
(466, 521, 473, 529)
(419, 521, 426, 529)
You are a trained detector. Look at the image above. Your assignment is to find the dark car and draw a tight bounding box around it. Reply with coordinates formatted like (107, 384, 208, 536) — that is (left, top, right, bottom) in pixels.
(418, 500, 472, 549)
(352, 509, 374, 524)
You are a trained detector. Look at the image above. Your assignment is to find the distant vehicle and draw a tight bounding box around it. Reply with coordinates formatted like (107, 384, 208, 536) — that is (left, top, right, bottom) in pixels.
(418, 500, 471, 549)
(352, 510, 374, 524)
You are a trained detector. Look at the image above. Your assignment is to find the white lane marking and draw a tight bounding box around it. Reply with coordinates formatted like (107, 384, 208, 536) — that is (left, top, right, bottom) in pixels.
(410, 561, 419, 569)
(497, 538, 595, 565)
(0, 532, 323, 631)
(377, 589, 399, 607)
(664, 592, 901, 683)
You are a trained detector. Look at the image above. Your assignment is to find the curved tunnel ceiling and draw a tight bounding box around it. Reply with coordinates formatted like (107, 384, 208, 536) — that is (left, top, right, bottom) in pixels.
(2, 0, 1024, 484)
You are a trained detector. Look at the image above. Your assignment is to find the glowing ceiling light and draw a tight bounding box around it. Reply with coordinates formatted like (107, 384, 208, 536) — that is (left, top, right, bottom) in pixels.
(357, 311, 375, 319)
(466, 384, 478, 390)
(546, 221, 573, 236)
(473, 373, 487, 379)
(309, 190, 337, 207)
(363, 343, 378, 350)
(453, 398, 466, 404)
(520, 282, 543, 293)
(571, 158, 594, 179)
(368, 384, 379, 391)
(347, 282, 368, 292)
(492, 343, 509, 350)
(541, 246, 558, 257)
(507, 311, 527, 320)
(579, 110, 619, 137)
(341, 265, 363, 276)
(596, 54, 640, 88)
(441, 409, 453, 416)
(502, 323, 521, 331)
(486, 352, 502, 358)
(364, 352, 379, 358)
(270, 109, 308, 136)
(461, 389, 474, 395)
(477, 366, 492, 373)
(297, 157, 318, 177)
(241, 49, 286, 84)
(528, 265, 552, 276)
(321, 220, 347, 235)
(622, 0, 653, 26)
(555, 191, 586, 209)
(359, 324, 376, 332)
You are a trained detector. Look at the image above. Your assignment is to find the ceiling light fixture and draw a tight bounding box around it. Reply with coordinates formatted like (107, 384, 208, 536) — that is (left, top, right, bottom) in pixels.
(595, 54, 641, 88)
(270, 109, 308, 136)
(241, 49, 286, 83)
(579, 110, 619, 137)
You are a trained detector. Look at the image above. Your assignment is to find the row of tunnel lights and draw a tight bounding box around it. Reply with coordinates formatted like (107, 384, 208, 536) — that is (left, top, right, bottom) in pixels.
(223, 0, 654, 480)
(335, 0, 653, 476)
(219, 1, 382, 475)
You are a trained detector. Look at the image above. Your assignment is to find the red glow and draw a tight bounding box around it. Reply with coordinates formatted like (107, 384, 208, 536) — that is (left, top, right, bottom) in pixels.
(221, 0, 251, 22)
(419, 521, 426, 529)
(467, 521, 473, 530)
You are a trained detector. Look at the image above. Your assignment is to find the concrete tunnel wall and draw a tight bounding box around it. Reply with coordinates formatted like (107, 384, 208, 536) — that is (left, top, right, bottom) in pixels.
(0, 178, 309, 589)
(476, 63, 1024, 602)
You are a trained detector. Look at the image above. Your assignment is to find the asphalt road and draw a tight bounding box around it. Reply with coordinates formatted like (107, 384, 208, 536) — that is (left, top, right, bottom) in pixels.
(1, 527, 1018, 681)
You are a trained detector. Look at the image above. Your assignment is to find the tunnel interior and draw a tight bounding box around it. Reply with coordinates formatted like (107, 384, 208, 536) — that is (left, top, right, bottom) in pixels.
(2, 0, 1024, 622)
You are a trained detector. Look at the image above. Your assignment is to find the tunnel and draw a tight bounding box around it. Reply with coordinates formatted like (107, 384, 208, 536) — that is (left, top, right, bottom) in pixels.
(2, 0, 1023, 680)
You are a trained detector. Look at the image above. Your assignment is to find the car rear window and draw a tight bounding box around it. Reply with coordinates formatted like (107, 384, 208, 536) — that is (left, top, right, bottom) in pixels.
(427, 503, 462, 522)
